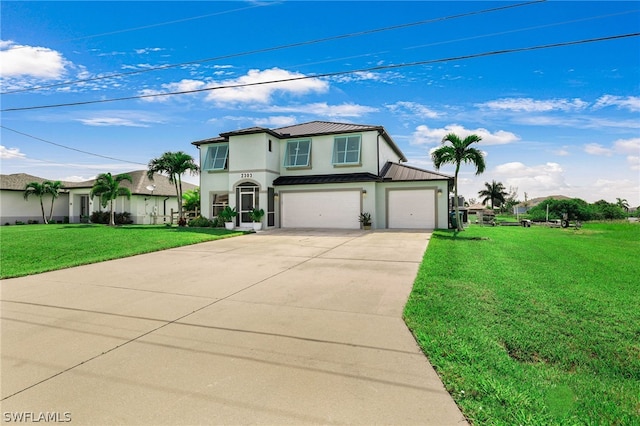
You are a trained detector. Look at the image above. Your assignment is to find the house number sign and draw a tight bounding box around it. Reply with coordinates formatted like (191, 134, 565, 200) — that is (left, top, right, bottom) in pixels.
(240, 173, 253, 178)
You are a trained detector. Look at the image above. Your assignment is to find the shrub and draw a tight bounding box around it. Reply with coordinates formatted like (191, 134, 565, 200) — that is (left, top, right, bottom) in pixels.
(90, 211, 133, 225)
(188, 216, 214, 227)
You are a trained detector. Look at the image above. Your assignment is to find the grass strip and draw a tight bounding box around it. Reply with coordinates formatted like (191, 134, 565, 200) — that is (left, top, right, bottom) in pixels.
(0, 224, 245, 279)
(404, 222, 640, 424)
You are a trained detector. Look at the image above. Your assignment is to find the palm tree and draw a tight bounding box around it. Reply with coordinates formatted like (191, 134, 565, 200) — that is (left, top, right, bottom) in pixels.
(432, 133, 486, 231)
(616, 198, 630, 213)
(147, 151, 199, 221)
(182, 188, 200, 213)
(23, 181, 51, 224)
(478, 180, 508, 210)
(46, 180, 63, 222)
(90, 173, 132, 226)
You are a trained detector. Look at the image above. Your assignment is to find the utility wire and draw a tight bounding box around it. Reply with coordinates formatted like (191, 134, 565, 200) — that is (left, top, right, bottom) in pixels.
(3, 32, 638, 113)
(5, 3, 270, 51)
(1, 0, 546, 95)
(0, 125, 147, 165)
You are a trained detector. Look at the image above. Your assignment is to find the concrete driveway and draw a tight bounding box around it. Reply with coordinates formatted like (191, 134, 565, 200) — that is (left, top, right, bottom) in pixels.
(1, 229, 467, 425)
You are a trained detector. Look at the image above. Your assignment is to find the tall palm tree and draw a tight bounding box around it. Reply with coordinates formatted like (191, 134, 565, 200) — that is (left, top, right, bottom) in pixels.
(478, 180, 508, 210)
(23, 181, 51, 224)
(46, 180, 63, 222)
(90, 173, 132, 226)
(432, 133, 486, 231)
(616, 197, 630, 213)
(147, 151, 199, 221)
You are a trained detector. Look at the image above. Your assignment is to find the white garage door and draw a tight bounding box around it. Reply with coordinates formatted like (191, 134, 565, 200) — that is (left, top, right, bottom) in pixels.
(281, 191, 361, 229)
(388, 189, 435, 229)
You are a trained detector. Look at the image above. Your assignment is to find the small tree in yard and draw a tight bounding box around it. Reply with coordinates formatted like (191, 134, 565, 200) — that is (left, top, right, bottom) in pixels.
(23, 181, 52, 224)
(46, 180, 63, 222)
(90, 173, 132, 226)
(147, 151, 199, 221)
(432, 133, 486, 231)
(478, 180, 508, 210)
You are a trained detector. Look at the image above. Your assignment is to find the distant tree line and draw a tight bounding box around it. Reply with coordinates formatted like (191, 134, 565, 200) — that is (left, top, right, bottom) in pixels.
(526, 198, 633, 222)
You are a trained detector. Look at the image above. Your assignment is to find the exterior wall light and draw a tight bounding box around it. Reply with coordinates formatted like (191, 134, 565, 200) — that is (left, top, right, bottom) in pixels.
(437, 189, 443, 196)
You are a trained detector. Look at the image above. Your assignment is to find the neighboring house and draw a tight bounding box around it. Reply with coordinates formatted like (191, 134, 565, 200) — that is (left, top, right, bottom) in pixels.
(0, 173, 70, 224)
(513, 195, 572, 215)
(192, 121, 453, 229)
(0, 171, 196, 225)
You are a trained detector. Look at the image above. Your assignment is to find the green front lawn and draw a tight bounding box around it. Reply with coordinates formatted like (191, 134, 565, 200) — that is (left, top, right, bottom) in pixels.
(404, 222, 640, 424)
(0, 224, 244, 279)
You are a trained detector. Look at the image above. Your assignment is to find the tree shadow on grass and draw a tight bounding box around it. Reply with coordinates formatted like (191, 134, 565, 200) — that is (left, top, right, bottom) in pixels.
(433, 230, 490, 241)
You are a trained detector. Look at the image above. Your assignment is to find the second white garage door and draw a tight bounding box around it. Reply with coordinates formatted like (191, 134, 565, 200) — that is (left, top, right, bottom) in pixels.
(388, 189, 435, 229)
(281, 191, 361, 229)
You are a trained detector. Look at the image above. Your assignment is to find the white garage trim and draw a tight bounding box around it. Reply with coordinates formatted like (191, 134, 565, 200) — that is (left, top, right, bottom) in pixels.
(386, 187, 438, 229)
(280, 189, 362, 229)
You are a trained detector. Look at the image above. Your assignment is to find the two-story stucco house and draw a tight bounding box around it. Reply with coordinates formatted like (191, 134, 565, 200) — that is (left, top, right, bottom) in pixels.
(193, 121, 453, 230)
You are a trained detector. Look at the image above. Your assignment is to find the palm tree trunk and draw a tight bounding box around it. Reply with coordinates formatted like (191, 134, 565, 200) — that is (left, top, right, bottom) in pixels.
(39, 199, 48, 224)
(454, 165, 462, 232)
(109, 200, 115, 226)
(173, 177, 181, 219)
(48, 198, 55, 223)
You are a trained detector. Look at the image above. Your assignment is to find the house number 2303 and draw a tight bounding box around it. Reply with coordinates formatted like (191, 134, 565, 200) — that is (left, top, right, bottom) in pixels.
(240, 173, 253, 178)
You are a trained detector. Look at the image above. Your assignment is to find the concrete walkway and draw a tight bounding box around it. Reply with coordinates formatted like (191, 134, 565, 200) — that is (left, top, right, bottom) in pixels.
(1, 229, 467, 425)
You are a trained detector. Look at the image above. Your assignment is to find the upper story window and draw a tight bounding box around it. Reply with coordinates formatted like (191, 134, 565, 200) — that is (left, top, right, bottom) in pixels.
(204, 144, 229, 171)
(284, 139, 311, 168)
(333, 135, 361, 165)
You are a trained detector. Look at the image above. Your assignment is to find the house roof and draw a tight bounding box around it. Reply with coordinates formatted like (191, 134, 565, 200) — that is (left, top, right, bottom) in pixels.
(380, 162, 452, 182)
(273, 172, 380, 186)
(191, 120, 407, 161)
(273, 162, 451, 186)
(0, 173, 75, 191)
(1, 171, 196, 197)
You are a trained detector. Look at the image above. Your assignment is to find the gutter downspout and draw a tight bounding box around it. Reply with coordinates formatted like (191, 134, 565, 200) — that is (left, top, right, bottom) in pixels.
(376, 130, 381, 177)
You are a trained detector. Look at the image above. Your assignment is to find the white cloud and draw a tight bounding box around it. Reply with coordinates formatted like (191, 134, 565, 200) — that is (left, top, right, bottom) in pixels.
(584, 143, 613, 156)
(139, 68, 329, 105)
(266, 102, 377, 117)
(593, 95, 640, 112)
(477, 97, 588, 112)
(139, 78, 207, 102)
(553, 148, 571, 156)
(75, 111, 166, 127)
(0, 145, 26, 159)
(492, 161, 570, 195)
(254, 116, 298, 127)
(613, 137, 640, 155)
(332, 71, 398, 84)
(77, 117, 151, 127)
(205, 68, 328, 104)
(0, 40, 67, 79)
(410, 124, 520, 146)
(386, 101, 441, 119)
(627, 156, 640, 171)
(134, 47, 164, 55)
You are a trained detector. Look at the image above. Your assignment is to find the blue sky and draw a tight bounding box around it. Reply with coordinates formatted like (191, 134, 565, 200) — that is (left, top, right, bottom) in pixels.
(1, 1, 639, 206)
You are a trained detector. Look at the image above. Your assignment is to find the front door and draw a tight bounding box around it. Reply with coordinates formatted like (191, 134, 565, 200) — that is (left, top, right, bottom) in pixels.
(237, 183, 259, 227)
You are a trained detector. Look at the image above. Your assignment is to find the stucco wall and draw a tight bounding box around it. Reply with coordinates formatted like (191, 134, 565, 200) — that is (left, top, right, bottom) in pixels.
(1, 190, 70, 224)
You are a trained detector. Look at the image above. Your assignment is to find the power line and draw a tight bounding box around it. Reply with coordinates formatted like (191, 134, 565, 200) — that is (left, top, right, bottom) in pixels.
(3, 32, 638, 113)
(0, 125, 147, 165)
(1, 0, 546, 95)
(5, 3, 270, 51)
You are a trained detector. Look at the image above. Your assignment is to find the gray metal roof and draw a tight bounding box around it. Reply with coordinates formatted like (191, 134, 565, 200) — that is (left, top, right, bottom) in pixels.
(191, 121, 407, 161)
(381, 162, 452, 181)
(274, 121, 381, 137)
(273, 172, 380, 186)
